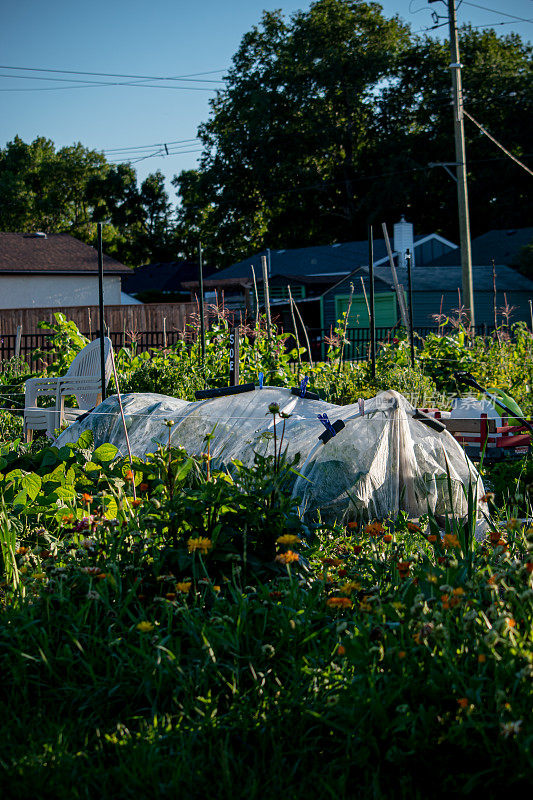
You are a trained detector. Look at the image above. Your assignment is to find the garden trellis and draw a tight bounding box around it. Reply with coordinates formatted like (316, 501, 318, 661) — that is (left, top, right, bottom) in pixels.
(55, 387, 487, 528)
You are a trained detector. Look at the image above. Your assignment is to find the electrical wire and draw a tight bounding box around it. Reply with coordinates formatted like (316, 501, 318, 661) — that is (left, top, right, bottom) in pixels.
(0, 64, 226, 82)
(461, 1, 533, 24)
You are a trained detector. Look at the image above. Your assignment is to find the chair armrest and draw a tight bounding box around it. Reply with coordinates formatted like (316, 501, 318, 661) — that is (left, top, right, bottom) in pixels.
(58, 376, 103, 395)
(24, 377, 60, 408)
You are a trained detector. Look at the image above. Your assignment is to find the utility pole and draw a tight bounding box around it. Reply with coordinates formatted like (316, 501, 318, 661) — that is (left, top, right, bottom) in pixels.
(447, 0, 475, 327)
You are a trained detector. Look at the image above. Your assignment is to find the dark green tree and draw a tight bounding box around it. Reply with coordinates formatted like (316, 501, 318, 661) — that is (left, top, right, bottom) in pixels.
(174, 0, 532, 265)
(176, 0, 410, 266)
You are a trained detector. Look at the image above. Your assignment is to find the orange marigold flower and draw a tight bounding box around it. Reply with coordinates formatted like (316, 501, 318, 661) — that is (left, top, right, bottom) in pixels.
(187, 537, 213, 555)
(443, 533, 460, 549)
(275, 550, 299, 565)
(453, 587, 465, 596)
(139, 483, 149, 492)
(505, 518, 519, 531)
(398, 650, 406, 660)
(480, 493, 495, 503)
(383, 534, 393, 543)
(478, 654, 487, 663)
(397, 561, 411, 578)
(407, 522, 421, 533)
(96, 573, 109, 580)
(506, 618, 516, 628)
(428, 534, 438, 543)
(131, 499, 142, 507)
(326, 597, 353, 609)
(365, 521, 384, 536)
(82, 493, 93, 504)
(320, 557, 342, 567)
(176, 582, 192, 593)
(16, 547, 28, 555)
(269, 591, 282, 599)
(337, 645, 346, 656)
(165, 592, 177, 601)
(526, 562, 533, 574)
(125, 470, 134, 481)
(457, 697, 468, 709)
(346, 521, 358, 529)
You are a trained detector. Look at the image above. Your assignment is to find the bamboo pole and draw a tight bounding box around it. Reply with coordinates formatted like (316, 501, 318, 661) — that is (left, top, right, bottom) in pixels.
(261, 255, 272, 341)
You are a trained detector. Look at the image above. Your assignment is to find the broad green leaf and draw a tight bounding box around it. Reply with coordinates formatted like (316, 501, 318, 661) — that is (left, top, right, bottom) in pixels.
(103, 497, 118, 520)
(93, 443, 119, 463)
(21, 473, 42, 502)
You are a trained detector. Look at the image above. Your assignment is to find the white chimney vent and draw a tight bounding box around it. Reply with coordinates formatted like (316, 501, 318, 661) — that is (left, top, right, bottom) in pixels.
(393, 216, 414, 270)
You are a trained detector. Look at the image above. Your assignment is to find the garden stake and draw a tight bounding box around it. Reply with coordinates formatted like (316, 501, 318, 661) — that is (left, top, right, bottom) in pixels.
(251, 265, 260, 329)
(198, 242, 206, 368)
(261, 255, 272, 342)
(368, 225, 376, 380)
(109, 347, 137, 502)
(406, 249, 415, 368)
(97, 222, 106, 402)
(292, 298, 314, 369)
(288, 285, 302, 379)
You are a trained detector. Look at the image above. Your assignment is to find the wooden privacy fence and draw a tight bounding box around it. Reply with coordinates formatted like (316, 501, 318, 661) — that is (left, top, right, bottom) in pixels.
(0, 302, 199, 337)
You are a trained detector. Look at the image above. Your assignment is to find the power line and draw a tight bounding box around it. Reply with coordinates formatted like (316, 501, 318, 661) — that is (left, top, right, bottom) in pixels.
(0, 64, 226, 82)
(103, 139, 199, 154)
(461, 1, 533, 23)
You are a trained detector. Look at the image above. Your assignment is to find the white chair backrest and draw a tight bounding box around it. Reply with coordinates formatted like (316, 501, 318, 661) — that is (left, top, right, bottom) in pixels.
(66, 337, 113, 408)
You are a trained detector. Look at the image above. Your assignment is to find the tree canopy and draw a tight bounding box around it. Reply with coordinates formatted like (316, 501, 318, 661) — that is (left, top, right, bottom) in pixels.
(174, 0, 533, 267)
(0, 137, 177, 267)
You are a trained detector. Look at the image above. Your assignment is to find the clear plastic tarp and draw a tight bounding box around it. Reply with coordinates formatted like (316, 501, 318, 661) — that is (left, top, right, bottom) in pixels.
(55, 388, 486, 528)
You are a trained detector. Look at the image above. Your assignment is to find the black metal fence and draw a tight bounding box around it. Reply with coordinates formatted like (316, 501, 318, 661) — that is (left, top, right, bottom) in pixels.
(0, 323, 498, 371)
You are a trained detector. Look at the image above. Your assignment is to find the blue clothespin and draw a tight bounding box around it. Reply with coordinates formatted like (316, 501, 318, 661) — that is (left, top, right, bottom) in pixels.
(300, 376, 309, 397)
(258, 372, 264, 389)
(317, 413, 336, 437)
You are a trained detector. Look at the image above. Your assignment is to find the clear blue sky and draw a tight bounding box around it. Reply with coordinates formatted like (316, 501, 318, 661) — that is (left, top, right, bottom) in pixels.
(1, 0, 531, 203)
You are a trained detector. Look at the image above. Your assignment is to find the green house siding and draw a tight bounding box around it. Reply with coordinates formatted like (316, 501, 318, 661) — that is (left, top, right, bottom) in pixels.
(335, 292, 397, 329)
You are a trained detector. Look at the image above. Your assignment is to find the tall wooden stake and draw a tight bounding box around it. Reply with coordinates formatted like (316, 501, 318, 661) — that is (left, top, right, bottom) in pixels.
(368, 225, 376, 380)
(406, 249, 415, 368)
(261, 255, 272, 341)
(97, 222, 106, 401)
(198, 242, 206, 366)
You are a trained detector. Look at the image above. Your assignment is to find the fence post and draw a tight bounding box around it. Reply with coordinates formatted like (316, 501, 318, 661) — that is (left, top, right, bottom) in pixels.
(14, 326, 22, 360)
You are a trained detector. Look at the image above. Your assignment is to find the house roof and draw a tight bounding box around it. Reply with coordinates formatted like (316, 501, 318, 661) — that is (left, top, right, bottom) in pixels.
(372, 263, 533, 292)
(211, 233, 455, 284)
(123, 260, 210, 294)
(212, 241, 390, 282)
(0, 232, 131, 274)
(428, 228, 533, 267)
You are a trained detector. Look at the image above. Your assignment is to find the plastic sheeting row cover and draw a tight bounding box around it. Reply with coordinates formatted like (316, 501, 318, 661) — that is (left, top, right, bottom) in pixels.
(55, 388, 486, 527)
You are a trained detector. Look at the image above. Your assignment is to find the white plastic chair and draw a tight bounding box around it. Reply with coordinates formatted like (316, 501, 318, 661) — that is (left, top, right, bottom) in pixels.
(24, 337, 113, 441)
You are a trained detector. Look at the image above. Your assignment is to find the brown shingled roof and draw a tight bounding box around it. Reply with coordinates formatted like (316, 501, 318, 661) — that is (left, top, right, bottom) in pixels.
(0, 232, 132, 274)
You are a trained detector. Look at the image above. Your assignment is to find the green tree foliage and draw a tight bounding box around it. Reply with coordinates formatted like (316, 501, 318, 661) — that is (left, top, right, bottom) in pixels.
(0, 138, 177, 267)
(174, 0, 532, 265)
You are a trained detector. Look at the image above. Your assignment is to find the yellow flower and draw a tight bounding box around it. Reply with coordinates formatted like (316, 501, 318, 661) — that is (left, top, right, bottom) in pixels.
(276, 534, 301, 546)
(136, 621, 155, 633)
(213, 585, 221, 592)
(32, 572, 46, 580)
(340, 581, 361, 595)
(275, 550, 299, 564)
(187, 537, 213, 555)
(176, 582, 192, 593)
(453, 587, 465, 596)
(392, 601, 405, 611)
